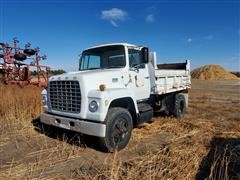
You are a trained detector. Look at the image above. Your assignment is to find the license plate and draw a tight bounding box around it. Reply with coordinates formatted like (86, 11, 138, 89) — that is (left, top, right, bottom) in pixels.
(59, 123, 70, 130)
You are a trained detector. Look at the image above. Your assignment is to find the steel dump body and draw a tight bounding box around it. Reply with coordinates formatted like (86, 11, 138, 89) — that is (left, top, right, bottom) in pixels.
(154, 61, 191, 94)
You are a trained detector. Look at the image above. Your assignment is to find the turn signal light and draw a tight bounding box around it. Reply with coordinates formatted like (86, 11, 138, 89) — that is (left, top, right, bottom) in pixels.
(99, 84, 106, 91)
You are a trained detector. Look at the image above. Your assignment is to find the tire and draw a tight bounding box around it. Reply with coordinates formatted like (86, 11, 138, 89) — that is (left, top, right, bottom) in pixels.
(99, 107, 133, 152)
(23, 49, 36, 56)
(173, 93, 186, 119)
(14, 53, 27, 61)
(21, 67, 29, 80)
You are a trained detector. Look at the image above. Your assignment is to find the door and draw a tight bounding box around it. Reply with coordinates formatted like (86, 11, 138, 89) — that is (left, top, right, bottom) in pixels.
(128, 48, 151, 101)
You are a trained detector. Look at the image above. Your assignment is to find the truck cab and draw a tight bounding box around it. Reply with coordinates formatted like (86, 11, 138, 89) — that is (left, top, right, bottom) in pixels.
(40, 43, 191, 152)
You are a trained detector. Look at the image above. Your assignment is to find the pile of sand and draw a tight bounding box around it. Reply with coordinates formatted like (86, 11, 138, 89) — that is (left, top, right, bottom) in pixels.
(191, 64, 238, 80)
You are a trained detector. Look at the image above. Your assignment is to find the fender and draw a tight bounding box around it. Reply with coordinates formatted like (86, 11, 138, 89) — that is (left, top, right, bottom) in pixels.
(87, 88, 138, 122)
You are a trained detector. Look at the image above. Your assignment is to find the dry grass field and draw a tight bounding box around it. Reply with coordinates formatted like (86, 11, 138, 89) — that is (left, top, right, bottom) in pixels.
(0, 79, 240, 179)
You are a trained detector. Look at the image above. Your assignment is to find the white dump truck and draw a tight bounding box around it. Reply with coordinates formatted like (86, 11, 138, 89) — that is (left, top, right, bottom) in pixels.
(40, 43, 191, 152)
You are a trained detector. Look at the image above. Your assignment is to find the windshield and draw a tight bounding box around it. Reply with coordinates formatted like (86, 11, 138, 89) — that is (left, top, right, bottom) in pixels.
(79, 45, 125, 71)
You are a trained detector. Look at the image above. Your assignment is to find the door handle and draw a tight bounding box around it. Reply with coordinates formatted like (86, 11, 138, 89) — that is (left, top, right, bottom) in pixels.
(145, 76, 150, 79)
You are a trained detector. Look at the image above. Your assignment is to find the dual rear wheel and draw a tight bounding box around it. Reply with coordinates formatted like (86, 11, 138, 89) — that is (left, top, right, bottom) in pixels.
(173, 93, 187, 119)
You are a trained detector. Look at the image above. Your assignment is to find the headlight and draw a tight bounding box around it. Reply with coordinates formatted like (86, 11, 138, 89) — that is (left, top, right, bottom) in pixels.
(89, 100, 99, 112)
(42, 95, 47, 106)
(41, 89, 47, 106)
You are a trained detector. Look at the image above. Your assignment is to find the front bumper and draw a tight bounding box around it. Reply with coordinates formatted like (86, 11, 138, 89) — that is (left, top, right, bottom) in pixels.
(40, 113, 106, 137)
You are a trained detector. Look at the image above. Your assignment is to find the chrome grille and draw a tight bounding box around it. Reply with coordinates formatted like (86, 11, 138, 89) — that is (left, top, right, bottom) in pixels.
(49, 81, 81, 113)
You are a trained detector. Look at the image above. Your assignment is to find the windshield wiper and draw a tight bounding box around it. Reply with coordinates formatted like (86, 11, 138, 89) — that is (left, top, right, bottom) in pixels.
(104, 66, 123, 69)
(87, 68, 100, 70)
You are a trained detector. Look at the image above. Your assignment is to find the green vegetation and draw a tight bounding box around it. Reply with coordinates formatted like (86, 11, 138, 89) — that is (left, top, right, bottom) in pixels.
(31, 69, 66, 76)
(50, 69, 66, 75)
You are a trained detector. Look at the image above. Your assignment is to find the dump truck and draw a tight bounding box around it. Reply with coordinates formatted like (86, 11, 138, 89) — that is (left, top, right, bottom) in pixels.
(40, 43, 191, 152)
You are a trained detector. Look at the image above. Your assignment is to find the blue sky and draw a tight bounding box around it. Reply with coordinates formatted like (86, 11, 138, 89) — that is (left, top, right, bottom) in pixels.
(0, 0, 239, 71)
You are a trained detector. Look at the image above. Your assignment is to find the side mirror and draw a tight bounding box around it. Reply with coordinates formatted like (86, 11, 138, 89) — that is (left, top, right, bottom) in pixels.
(141, 47, 149, 63)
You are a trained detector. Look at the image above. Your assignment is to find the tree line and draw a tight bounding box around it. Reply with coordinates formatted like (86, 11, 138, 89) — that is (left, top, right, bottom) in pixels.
(31, 69, 66, 76)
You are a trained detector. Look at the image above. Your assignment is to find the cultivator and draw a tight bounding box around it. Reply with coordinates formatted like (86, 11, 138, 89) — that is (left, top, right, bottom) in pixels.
(0, 38, 50, 87)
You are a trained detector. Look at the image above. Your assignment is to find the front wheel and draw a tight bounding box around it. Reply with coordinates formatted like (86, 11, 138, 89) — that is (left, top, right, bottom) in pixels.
(99, 107, 133, 152)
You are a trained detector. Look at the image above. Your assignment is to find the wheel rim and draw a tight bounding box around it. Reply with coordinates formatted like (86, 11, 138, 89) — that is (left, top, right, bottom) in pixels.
(112, 118, 129, 146)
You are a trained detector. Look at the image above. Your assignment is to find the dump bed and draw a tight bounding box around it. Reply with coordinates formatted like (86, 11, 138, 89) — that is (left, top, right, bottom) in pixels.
(153, 60, 191, 95)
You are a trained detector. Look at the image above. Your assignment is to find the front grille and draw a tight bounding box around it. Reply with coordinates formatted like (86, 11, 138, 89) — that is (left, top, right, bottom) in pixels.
(49, 80, 81, 113)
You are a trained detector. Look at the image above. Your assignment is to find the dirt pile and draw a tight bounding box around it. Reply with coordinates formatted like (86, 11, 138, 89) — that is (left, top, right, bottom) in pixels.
(191, 64, 238, 80)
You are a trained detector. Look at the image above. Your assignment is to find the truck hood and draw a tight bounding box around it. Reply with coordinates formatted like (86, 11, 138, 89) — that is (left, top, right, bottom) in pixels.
(49, 69, 127, 90)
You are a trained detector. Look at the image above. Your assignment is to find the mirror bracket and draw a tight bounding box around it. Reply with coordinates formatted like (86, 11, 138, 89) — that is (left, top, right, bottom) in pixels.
(141, 47, 149, 63)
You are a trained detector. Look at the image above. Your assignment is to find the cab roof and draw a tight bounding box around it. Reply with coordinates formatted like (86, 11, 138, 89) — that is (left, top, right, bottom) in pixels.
(84, 43, 139, 51)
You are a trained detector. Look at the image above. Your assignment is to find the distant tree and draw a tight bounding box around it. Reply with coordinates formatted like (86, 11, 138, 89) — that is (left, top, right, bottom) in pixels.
(50, 69, 66, 75)
(31, 70, 37, 76)
(231, 72, 240, 78)
(30, 69, 66, 76)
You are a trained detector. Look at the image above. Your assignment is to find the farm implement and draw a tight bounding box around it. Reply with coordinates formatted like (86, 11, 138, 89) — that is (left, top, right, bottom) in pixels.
(0, 38, 50, 87)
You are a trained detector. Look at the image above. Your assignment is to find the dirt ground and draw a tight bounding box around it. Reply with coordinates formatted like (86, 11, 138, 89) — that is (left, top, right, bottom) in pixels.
(0, 79, 240, 179)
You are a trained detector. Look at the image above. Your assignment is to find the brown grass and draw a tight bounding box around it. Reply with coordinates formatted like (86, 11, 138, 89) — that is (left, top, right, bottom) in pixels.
(0, 80, 240, 179)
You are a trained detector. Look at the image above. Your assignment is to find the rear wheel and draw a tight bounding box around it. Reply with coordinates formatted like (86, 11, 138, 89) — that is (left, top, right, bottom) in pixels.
(173, 93, 186, 118)
(99, 107, 133, 152)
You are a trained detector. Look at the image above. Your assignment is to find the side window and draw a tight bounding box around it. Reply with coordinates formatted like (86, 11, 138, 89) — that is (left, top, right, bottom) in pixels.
(128, 49, 143, 67)
(81, 55, 101, 70)
(108, 54, 125, 67)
